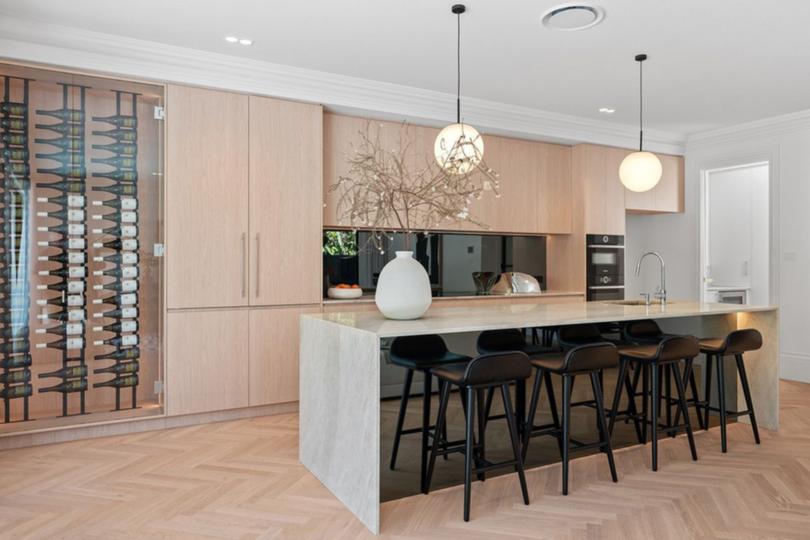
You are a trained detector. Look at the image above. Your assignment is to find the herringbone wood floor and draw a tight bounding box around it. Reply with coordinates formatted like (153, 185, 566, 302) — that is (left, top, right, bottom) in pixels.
(1, 381, 809, 539)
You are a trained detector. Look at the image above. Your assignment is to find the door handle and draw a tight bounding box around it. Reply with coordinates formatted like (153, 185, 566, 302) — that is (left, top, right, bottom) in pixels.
(241, 233, 246, 298)
(255, 233, 260, 297)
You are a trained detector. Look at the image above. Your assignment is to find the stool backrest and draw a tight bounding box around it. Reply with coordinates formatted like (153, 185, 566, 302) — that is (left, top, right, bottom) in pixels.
(558, 324, 602, 350)
(564, 342, 619, 372)
(656, 335, 699, 361)
(390, 334, 448, 361)
(463, 351, 531, 386)
(477, 329, 525, 354)
(622, 319, 663, 342)
(723, 328, 763, 354)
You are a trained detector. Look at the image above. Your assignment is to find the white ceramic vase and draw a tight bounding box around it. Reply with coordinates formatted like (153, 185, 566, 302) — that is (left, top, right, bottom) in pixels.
(375, 251, 432, 320)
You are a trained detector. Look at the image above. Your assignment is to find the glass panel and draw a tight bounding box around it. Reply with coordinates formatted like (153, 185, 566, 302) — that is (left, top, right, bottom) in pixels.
(591, 251, 616, 265)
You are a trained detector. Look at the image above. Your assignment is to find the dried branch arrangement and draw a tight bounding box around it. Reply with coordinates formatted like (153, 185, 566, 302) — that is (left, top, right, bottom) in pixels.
(329, 122, 500, 252)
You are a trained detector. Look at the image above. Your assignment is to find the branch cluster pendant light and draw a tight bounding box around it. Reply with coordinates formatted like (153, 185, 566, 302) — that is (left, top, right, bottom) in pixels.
(619, 53, 663, 192)
(434, 4, 484, 175)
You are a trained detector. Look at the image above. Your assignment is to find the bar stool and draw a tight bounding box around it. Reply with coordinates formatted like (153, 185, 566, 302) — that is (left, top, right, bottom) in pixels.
(522, 342, 619, 494)
(388, 334, 471, 493)
(611, 336, 700, 471)
(622, 320, 707, 431)
(425, 351, 532, 521)
(699, 329, 762, 453)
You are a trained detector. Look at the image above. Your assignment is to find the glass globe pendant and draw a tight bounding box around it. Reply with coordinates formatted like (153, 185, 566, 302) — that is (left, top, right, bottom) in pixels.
(435, 4, 484, 175)
(620, 54, 662, 192)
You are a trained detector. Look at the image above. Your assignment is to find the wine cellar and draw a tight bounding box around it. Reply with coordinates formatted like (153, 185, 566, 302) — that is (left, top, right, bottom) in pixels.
(0, 63, 163, 433)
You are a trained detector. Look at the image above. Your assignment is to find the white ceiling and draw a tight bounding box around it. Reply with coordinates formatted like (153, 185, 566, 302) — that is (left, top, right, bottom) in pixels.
(2, 0, 810, 137)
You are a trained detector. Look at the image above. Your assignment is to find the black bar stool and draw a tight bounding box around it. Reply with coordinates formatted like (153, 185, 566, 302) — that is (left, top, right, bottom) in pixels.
(611, 336, 699, 471)
(425, 351, 532, 522)
(622, 320, 707, 431)
(699, 329, 762, 453)
(388, 335, 471, 493)
(522, 342, 619, 495)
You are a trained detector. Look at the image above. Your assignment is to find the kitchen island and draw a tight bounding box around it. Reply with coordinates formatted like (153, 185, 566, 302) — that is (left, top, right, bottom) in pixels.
(299, 300, 778, 533)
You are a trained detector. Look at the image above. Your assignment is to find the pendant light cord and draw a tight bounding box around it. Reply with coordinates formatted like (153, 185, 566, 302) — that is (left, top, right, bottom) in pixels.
(456, 10, 461, 124)
(638, 58, 643, 152)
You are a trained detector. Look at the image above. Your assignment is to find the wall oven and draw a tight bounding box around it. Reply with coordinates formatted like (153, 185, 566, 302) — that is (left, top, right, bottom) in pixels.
(586, 234, 625, 301)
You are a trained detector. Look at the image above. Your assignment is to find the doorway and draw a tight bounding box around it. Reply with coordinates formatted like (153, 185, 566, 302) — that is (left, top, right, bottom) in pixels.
(701, 162, 770, 305)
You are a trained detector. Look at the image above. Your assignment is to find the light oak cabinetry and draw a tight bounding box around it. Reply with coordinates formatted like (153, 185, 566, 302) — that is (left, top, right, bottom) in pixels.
(574, 144, 626, 235)
(624, 153, 684, 213)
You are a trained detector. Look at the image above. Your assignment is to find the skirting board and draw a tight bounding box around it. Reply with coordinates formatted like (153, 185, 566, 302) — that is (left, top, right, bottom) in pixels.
(781, 352, 810, 383)
(0, 402, 298, 451)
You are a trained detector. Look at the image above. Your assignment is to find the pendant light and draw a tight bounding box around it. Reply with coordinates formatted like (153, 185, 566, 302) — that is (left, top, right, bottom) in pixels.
(619, 54, 662, 192)
(434, 4, 484, 175)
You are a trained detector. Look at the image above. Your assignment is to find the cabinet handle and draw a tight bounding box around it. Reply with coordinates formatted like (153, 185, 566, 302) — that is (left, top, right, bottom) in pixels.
(255, 233, 260, 297)
(241, 233, 246, 298)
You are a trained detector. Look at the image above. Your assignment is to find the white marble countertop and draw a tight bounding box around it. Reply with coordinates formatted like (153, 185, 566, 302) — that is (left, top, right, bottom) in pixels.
(322, 290, 585, 305)
(305, 300, 777, 338)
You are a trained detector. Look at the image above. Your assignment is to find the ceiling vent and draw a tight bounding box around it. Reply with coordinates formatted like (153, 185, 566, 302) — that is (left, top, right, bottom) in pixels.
(541, 3, 605, 31)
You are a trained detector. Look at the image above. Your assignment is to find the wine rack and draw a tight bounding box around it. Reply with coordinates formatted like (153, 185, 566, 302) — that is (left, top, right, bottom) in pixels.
(0, 76, 34, 422)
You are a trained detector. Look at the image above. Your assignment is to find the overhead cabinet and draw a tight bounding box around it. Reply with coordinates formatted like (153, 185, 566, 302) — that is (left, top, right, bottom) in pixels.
(624, 153, 684, 213)
(574, 144, 627, 235)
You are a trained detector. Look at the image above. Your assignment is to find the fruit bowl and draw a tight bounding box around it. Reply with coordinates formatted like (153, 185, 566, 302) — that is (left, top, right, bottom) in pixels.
(327, 286, 364, 299)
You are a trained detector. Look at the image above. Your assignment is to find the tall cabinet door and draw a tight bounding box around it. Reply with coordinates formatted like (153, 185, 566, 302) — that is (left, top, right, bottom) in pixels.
(166, 85, 250, 309)
(249, 96, 323, 305)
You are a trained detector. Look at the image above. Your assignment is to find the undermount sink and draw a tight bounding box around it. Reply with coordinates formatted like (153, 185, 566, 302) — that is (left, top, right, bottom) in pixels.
(603, 299, 675, 306)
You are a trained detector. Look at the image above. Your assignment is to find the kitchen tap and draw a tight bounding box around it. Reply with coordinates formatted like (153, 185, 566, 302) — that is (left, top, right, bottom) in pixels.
(636, 251, 667, 305)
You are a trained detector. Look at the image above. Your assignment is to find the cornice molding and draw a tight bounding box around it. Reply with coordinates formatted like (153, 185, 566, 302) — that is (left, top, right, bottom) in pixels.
(687, 109, 810, 150)
(0, 15, 687, 154)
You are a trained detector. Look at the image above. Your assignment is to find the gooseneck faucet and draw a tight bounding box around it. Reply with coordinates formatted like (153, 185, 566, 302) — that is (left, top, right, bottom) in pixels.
(636, 251, 667, 305)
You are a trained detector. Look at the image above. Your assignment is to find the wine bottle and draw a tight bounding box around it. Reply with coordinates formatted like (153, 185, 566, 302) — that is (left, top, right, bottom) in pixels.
(37, 108, 84, 122)
(36, 194, 85, 207)
(91, 184, 137, 196)
(0, 370, 31, 384)
(90, 156, 136, 169)
(93, 374, 138, 389)
(39, 379, 87, 393)
(35, 322, 84, 336)
(38, 365, 87, 379)
(37, 295, 84, 308)
(37, 309, 84, 323)
(0, 162, 30, 176)
(35, 150, 83, 163)
(93, 252, 138, 265)
(92, 293, 136, 307)
(0, 326, 30, 339)
(93, 320, 137, 334)
(37, 238, 86, 250)
(35, 122, 83, 136)
(94, 346, 139, 361)
(91, 114, 136, 128)
(91, 211, 137, 224)
(37, 223, 85, 236)
(92, 239, 138, 251)
(0, 354, 32, 369)
(0, 102, 26, 116)
(93, 307, 137, 320)
(36, 164, 86, 179)
(2, 148, 29, 161)
(91, 170, 138, 182)
(0, 384, 33, 399)
(91, 225, 136, 238)
(94, 360, 139, 375)
(91, 197, 137, 211)
(0, 340, 30, 354)
(2, 221, 24, 236)
(38, 267, 86, 279)
(38, 180, 84, 193)
(36, 209, 85, 222)
(0, 118, 26, 131)
(91, 128, 136, 142)
(35, 136, 83, 152)
(1, 133, 27, 146)
(91, 142, 137, 155)
(93, 266, 138, 279)
(35, 337, 83, 350)
(37, 280, 85, 294)
(93, 280, 137, 293)
(93, 335, 137, 348)
(38, 252, 86, 265)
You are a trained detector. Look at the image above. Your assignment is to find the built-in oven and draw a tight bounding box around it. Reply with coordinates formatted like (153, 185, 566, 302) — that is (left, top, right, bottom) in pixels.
(586, 234, 625, 301)
(717, 289, 749, 305)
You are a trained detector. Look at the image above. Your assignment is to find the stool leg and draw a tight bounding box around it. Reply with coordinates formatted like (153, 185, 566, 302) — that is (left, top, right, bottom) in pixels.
(687, 363, 706, 430)
(591, 371, 618, 483)
(641, 364, 650, 444)
(664, 363, 672, 432)
(516, 379, 526, 439)
(703, 354, 713, 431)
(522, 368, 545, 460)
(651, 363, 659, 471)
(425, 381, 451, 494)
(561, 374, 572, 495)
(673, 359, 698, 461)
(463, 386, 476, 522)
(476, 388, 487, 481)
(420, 373, 433, 493)
(502, 383, 530, 505)
(624, 364, 644, 443)
(440, 381, 448, 461)
(608, 358, 628, 436)
(390, 368, 414, 470)
(717, 354, 728, 453)
(544, 371, 564, 456)
(484, 387, 495, 421)
(736, 353, 760, 444)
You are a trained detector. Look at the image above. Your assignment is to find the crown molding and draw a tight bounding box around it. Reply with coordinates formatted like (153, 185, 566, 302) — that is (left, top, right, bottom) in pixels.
(687, 109, 810, 150)
(0, 15, 687, 154)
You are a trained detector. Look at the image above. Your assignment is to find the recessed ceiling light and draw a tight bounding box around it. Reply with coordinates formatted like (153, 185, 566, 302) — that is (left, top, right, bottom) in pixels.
(541, 3, 605, 31)
(225, 36, 239, 43)
(238, 38, 253, 46)
(599, 107, 615, 114)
